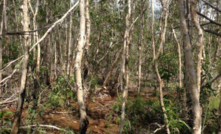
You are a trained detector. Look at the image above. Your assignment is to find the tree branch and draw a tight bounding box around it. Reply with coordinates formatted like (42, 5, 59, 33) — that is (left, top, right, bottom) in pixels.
(203, 29, 221, 37)
(202, 0, 221, 13)
(19, 124, 66, 131)
(196, 11, 221, 27)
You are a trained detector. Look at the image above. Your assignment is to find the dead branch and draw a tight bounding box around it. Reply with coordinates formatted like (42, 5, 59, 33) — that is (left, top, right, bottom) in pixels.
(19, 124, 66, 131)
(0, 98, 18, 105)
(149, 123, 165, 134)
(0, 69, 18, 84)
(203, 29, 221, 37)
(51, 111, 76, 114)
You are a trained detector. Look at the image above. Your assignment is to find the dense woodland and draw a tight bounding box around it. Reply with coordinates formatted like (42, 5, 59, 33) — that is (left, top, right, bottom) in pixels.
(0, 0, 221, 134)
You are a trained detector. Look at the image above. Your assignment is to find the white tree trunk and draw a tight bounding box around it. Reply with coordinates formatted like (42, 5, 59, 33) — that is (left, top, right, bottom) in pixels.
(119, 0, 131, 133)
(11, 0, 31, 133)
(152, 0, 170, 133)
(75, 0, 89, 133)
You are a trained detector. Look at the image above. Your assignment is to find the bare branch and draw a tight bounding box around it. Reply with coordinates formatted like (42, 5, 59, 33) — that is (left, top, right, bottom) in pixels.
(0, 69, 18, 84)
(0, 98, 18, 105)
(203, 29, 221, 37)
(19, 124, 66, 131)
(197, 11, 221, 27)
(202, 0, 221, 13)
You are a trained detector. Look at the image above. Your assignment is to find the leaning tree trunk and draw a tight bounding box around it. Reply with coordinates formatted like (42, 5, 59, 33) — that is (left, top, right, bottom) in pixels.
(178, 0, 202, 134)
(75, 0, 89, 133)
(11, 0, 30, 133)
(119, 0, 131, 133)
(151, 0, 170, 133)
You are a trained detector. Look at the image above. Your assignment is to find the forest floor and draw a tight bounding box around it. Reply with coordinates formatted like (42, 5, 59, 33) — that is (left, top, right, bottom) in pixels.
(1, 86, 170, 134)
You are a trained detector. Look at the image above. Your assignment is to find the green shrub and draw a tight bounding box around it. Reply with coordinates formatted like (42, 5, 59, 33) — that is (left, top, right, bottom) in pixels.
(48, 75, 76, 108)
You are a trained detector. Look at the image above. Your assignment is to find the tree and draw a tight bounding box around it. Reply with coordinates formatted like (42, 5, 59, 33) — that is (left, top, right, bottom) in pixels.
(177, 0, 202, 133)
(119, 0, 131, 133)
(151, 0, 170, 133)
(75, 0, 89, 133)
(11, 0, 31, 133)
(0, 0, 6, 96)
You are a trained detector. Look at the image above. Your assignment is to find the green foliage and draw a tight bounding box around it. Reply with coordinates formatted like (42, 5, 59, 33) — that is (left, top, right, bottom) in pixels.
(48, 75, 76, 108)
(0, 108, 13, 134)
(208, 95, 220, 111)
(0, 129, 10, 134)
(62, 127, 75, 134)
(158, 52, 178, 82)
(26, 107, 37, 125)
(127, 97, 147, 125)
(3, 41, 20, 64)
(112, 95, 123, 113)
(201, 63, 216, 104)
(124, 119, 132, 133)
(0, 109, 13, 127)
(113, 96, 155, 132)
(164, 99, 191, 134)
(89, 76, 99, 89)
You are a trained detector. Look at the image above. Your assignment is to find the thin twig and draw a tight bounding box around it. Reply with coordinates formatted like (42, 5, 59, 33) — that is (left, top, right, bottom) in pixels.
(149, 123, 165, 134)
(51, 111, 76, 114)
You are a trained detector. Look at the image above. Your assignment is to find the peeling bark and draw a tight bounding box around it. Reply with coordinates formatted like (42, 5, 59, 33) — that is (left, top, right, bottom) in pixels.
(178, 0, 202, 133)
(11, 0, 31, 133)
(75, 0, 89, 133)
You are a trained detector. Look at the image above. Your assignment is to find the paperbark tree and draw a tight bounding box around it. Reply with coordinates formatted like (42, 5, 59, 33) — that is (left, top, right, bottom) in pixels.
(67, 0, 73, 76)
(29, 0, 40, 108)
(119, 0, 131, 133)
(138, 0, 145, 93)
(75, 0, 89, 133)
(85, 0, 91, 54)
(83, 0, 91, 89)
(178, 0, 202, 133)
(151, 0, 170, 133)
(172, 26, 187, 116)
(190, 0, 204, 98)
(0, 0, 6, 95)
(156, 0, 169, 58)
(11, 0, 31, 133)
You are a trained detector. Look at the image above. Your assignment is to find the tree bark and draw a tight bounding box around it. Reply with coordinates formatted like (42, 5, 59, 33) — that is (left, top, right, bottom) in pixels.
(156, 0, 169, 58)
(11, 0, 30, 133)
(119, 0, 131, 133)
(172, 26, 187, 117)
(152, 0, 170, 133)
(138, 0, 145, 93)
(67, 0, 73, 76)
(0, 0, 6, 96)
(178, 0, 202, 133)
(75, 0, 89, 133)
(85, 0, 91, 55)
(190, 0, 204, 99)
